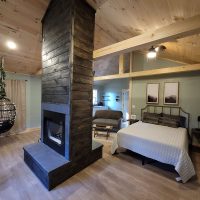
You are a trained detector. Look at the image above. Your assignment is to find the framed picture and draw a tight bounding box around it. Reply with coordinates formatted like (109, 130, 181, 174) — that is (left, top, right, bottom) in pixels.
(164, 82, 179, 105)
(146, 83, 159, 104)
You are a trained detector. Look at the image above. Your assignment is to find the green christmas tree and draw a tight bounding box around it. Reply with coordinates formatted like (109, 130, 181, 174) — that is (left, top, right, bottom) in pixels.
(0, 57, 6, 99)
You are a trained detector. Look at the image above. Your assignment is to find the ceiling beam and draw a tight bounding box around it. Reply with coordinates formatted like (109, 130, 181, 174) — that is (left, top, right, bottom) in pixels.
(93, 15, 200, 59)
(94, 63, 200, 81)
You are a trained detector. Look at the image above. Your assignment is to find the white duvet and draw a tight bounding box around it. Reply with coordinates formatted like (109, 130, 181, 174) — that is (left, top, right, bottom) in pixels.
(111, 121, 195, 183)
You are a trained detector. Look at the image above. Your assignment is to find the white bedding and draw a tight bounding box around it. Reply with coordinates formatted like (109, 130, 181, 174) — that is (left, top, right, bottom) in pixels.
(111, 121, 195, 183)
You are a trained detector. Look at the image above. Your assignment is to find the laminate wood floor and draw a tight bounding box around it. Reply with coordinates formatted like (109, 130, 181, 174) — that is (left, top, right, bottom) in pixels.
(0, 131, 200, 200)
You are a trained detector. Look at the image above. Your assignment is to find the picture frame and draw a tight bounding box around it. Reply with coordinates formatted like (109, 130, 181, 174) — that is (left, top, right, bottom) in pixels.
(164, 82, 179, 105)
(146, 83, 159, 104)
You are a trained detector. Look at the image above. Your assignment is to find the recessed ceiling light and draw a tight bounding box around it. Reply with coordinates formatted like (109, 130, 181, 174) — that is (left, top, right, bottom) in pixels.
(6, 41, 17, 50)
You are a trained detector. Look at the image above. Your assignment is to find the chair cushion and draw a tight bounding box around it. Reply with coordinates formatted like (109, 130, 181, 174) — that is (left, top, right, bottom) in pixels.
(93, 118, 119, 127)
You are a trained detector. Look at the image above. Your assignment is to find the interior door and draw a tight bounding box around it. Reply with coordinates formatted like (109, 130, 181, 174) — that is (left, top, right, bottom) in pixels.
(122, 89, 129, 121)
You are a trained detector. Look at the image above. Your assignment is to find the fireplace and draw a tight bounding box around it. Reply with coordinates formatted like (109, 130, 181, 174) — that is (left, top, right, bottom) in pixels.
(23, 0, 103, 190)
(43, 111, 65, 156)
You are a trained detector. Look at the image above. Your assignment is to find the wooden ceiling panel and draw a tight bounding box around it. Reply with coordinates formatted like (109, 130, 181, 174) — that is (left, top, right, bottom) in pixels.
(1, 0, 200, 74)
(0, 0, 49, 75)
(95, 0, 200, 43)
(94, 0, 200, 63)
(161, 34, 200, 64)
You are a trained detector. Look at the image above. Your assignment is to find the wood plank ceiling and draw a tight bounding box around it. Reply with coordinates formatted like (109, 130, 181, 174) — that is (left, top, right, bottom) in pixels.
(94, 0, 200, 64)
(0, 0, 49, 74)
(1, 0, 200, 74)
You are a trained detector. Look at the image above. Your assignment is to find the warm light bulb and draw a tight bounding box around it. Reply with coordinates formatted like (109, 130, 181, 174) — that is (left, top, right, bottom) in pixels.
(147, 51, 157, 59)
(155, 47, 159, 52)
(6, 41, 17, 50)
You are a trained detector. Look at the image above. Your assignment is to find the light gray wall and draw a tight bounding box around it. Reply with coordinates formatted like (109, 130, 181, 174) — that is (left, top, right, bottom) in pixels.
(93, 52, 200, 132)
(132, 73, 200, 132)
(94, 79, 129, 111)
(93, 84, 103, 103)
(6, 73, 41, 129)
(132, 52, 185, 71)
(28, 76, 41, 128)
(94, 55, 119, 76)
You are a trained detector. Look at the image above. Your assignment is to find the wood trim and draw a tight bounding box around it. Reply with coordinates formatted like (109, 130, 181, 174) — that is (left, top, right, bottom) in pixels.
(129, 52, 133, 72)
(131, 63, 200, 78)
(94, 73, 130, 81)
(128, 52, 134, 116)
(93, 15, 200, 59)
(119, 54, 124, 74)
(128, 78, 133, 117)
(93, 63, 200, 81)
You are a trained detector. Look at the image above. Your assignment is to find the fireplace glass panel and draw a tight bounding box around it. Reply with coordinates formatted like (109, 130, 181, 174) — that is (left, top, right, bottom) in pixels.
(43, 110, 65, 156)
(47, 120, 64, 145)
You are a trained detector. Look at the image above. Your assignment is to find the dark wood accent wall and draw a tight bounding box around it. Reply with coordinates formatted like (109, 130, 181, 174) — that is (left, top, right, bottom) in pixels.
(24, 0, 102, 191)
(42, 0, 72, 104)
(70, 0, 95, 160)
(42, 0, 95, 161)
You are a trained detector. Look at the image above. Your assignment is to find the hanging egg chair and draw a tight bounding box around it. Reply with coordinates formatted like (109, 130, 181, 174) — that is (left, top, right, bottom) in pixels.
(0, 57, 16, 134)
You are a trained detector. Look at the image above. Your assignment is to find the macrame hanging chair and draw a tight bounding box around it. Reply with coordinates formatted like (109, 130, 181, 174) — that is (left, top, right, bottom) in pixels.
(0, 57, 16, 134)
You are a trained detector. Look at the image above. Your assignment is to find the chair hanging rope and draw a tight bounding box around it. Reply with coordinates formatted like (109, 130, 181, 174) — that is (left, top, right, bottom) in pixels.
(0, 57, 16, 134)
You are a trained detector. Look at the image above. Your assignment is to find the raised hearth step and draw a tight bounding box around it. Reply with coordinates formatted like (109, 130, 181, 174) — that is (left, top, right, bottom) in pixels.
(24, 141, 103, 190)
(24, 143, 70, 190)
(92, 140, 103, 150)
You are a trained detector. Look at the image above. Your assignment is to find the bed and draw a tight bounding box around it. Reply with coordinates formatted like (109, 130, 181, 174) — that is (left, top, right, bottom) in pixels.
(111, 106, 196, 183)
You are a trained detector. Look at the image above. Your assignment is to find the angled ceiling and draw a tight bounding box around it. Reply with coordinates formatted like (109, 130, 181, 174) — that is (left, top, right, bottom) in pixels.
(94, 0, 200, 64)
(0, 0, 49, 74)
(1, 0, 200, 74)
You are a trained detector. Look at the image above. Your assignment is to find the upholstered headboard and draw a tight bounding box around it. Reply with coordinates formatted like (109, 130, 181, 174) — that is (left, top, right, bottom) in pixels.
(141, 105, 190, 130)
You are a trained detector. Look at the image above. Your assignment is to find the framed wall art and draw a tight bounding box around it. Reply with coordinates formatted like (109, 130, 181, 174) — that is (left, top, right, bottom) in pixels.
(164, 82, 179, 105)
(146, 83, 159, 104)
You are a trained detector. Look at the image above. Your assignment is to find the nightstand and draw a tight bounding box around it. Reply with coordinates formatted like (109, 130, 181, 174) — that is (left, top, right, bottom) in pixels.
(127, 119, 139, 125)
(191, 128, 200, 152)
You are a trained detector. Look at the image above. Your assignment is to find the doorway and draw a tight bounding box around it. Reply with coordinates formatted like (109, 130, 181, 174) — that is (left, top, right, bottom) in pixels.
(122, 89, 129, 121)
